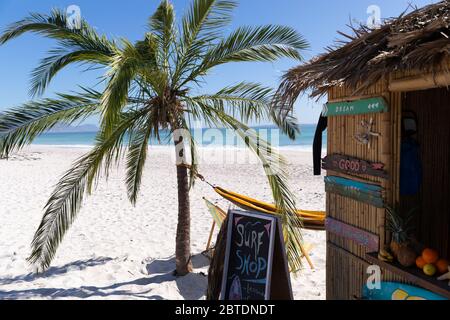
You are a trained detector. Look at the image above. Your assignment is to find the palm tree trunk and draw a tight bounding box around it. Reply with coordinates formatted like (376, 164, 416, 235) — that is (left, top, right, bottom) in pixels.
(174, 135, 193, 276)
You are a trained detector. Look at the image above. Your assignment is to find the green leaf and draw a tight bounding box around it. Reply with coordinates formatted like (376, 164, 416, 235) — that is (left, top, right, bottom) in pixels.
(101, 40, 148, 137)
(126, 117, 153, 205)
(28, 109, 147, 271)
(181, 0, 236, 41)
(184, 82, 299, 138)
(1, 9, 116, 97)
(197, 107, 304, 272)
(0, 88, 101, 157)
(30, 48, 112, 97)
(148, 0, 176, 67)
(180, 25, 308, 88)
(172, 0, 237, 86)
(0, 9, 116, 51)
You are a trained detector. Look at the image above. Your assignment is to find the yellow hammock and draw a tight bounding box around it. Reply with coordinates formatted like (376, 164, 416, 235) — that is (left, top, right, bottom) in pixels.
(203, 197, 315, 270)
(213, 186, 326, 231)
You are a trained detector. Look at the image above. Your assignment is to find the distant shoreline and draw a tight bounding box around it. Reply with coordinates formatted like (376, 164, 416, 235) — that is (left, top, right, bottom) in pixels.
(27, 144, 324, 153)
(30, 124, 327, 150)
(46, 123, 320, 134)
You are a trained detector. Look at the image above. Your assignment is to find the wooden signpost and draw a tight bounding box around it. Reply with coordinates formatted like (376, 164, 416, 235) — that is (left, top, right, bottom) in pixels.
(326, 217, 380, 252)
(322, 154, 388, 179)
(322, 97, 388, 117)
(220, 210, 293, 301)
(324, 176, 385, 208)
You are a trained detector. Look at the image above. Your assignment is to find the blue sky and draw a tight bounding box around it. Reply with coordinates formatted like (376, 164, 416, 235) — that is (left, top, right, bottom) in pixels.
(0, 0, 437, 125)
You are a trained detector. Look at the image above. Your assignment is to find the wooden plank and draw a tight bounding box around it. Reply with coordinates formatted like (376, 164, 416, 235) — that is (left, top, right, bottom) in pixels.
(326, 217, 380, 252)
(366, 253, 450, 299)
(323, 97, 388, 117)
(325, 184, 384, 208)
(322, 154, 389, 179)
(389, 72, 450, 92)
(325, 176, 383, 193)
(324, 176, 385, 208)
(327, 242, 372, 300)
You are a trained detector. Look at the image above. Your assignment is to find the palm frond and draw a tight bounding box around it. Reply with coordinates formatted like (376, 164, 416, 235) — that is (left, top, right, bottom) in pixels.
(0, 9, 117, 97)
(181, 25, 308, 87)
(148, 0, 175, 68)
(134, 34, 169, 95)
(101, 40, 154, 137)
(126, 117, 153, 205)
(0, 88, 101, 157)
(0, 8, 116, 51)
(199, 107, 304, 272)
(28, 109, 146, 271)
(212, 25, 308, 62)
(270, 108, 300, 140)
(181, 0, 236, 41)
(184, 82, 272, 122)
(30, 48, 112, 97)
(185, 82, 300, 138)
(172, 0, 236, 86)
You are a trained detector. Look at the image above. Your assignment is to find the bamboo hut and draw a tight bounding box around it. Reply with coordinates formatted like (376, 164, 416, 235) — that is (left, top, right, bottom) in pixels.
(275, 1, 450, 300)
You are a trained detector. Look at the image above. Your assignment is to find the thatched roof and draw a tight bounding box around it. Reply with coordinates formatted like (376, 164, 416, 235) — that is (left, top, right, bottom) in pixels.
(276, 0, 450, 107)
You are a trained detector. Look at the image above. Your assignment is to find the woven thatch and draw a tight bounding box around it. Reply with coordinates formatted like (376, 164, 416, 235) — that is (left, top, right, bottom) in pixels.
(275, 0, 450, 107)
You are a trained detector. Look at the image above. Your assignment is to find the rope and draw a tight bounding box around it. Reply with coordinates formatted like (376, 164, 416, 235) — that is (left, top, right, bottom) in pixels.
(177, 163, 216, 188)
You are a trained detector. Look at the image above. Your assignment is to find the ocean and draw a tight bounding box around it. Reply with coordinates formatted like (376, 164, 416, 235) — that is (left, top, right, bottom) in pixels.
(32, 124, 327, 151)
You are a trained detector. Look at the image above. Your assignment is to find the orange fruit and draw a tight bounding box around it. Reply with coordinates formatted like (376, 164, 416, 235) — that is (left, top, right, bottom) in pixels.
(423, 264, 437, 277)
(422, 248, 439, 264)
(416, 256, 427, 269)
(436, 259, 449, 274)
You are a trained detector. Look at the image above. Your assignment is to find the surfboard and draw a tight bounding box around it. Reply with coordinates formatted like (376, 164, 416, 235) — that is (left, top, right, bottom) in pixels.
(363, 282, 448, 300)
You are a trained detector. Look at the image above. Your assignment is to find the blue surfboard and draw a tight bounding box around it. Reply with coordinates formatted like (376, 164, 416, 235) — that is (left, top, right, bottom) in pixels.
(363, 282, 448, 300)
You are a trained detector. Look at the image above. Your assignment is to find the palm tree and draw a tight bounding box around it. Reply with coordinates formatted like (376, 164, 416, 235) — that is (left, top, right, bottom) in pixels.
(0, 0, 308, 275)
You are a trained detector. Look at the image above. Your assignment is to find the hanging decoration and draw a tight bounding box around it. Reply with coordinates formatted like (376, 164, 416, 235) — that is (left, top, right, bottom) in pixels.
(355, 118, 381, 149)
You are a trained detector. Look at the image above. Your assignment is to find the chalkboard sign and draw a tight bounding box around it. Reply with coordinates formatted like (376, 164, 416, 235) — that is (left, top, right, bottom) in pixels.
(220, 210, 292, 301)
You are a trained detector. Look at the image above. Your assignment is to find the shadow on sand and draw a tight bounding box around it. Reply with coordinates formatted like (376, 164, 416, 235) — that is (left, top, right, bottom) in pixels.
(0, 257, 114, 286)
(0, 254, 209, 300)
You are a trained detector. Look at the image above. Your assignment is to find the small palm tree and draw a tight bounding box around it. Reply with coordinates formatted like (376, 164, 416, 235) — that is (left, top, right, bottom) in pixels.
(0, 0, 308, 275)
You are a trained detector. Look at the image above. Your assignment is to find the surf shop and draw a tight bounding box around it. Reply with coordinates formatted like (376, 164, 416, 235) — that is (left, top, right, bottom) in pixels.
(275, 1, 450, 300)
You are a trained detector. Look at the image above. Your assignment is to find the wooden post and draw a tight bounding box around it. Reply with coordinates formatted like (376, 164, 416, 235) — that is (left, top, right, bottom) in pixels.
(378, 90, 391, 248)
(389, 72, 450, 92)
(303, 243, 315, 269)
(206, 221, 216, 252)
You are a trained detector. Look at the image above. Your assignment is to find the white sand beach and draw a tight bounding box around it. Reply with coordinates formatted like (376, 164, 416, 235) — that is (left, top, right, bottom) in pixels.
(0, 146, 326, 300)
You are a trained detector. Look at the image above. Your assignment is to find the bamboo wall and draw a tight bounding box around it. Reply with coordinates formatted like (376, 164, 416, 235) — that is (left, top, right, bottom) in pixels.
(403, 88, 450, 256)
(325, 80, 404, 300)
